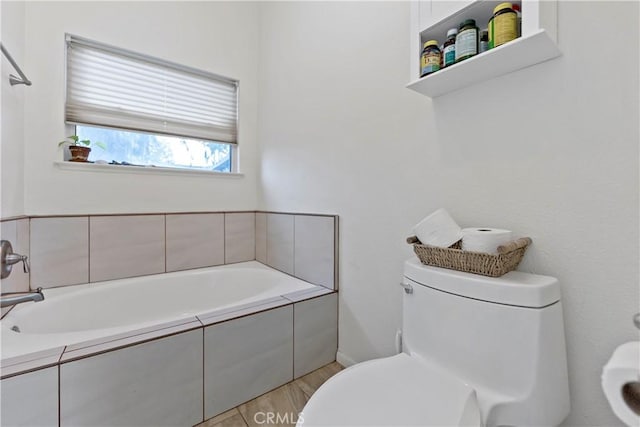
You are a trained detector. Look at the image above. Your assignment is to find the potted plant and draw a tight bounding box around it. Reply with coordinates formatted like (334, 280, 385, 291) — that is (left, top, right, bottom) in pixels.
(58, 135, 106, 162)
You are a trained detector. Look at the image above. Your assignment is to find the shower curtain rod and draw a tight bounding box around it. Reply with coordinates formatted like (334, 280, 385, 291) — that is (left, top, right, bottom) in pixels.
(0, 42, 31, 86)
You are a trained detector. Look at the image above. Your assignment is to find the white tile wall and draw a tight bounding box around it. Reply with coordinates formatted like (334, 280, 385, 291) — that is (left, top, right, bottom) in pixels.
(204, 305, 293, 418)
(3, 211, 338, 291)
(293, 293, 338, 378)
(166, 213, 224, 272)
(224, 212, 255, 264)
(294, 215, 335, 289)
(0, 219, 30, 293)
(60, 329, 203, 427)
(31, 216, 89, 288)
(266, 214, 294, 274)
(0, 367, 58, 427)
(255, 212, 267, 264)
(89, 215, 165, 282)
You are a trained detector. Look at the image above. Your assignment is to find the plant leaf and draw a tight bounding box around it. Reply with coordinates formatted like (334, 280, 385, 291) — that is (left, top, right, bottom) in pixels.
(69, 135, 79, 142)
(94, 141, 107, 150)
(80, 139, 91, 146)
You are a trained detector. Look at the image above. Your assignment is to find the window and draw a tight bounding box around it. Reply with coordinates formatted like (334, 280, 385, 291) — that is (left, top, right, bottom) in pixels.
(65, 34, 238, 172)
(77, 125, 231, 172)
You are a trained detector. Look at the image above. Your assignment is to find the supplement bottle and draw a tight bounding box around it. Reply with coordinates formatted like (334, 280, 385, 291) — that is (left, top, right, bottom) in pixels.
(420, 40, 441, 77)
(455, 19, 478, 63)
(479, 30, 489, 53)
(512, 4, 522, 38)
(442, 28, 457, 67)
(490, 2, 517, 47)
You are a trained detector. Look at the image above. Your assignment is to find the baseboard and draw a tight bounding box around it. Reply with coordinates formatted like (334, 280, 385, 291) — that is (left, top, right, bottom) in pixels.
(336, 351, 357, 367)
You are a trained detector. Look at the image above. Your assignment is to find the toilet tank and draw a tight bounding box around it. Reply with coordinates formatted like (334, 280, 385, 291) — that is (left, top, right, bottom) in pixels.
(402, 258, 570, 427)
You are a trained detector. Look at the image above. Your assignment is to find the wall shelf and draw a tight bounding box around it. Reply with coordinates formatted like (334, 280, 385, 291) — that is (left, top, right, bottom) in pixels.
(408, 0, 560, 98)
(407, 29, 560, 98)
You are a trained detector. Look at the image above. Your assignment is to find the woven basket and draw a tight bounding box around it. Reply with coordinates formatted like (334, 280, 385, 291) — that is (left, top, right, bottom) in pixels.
(406, 236, 532, 277)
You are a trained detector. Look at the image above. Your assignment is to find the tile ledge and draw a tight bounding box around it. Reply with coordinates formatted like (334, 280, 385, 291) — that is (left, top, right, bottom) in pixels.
(54, 161, 244, 178)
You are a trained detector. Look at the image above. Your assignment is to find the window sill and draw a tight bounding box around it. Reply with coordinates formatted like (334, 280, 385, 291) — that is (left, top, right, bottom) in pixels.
(54, 161, 244, 178)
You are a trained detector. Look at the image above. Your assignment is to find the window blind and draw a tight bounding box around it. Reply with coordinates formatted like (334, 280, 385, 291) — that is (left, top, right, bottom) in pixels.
(65, 34, 238, 144)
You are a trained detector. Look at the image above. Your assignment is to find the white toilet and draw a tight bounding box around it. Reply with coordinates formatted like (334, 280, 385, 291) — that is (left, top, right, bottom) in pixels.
(299, 258, 571, 426)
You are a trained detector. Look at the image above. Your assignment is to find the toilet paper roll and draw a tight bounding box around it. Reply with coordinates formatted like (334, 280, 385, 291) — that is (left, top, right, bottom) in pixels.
(413, 209, 462, 248)
(602, 341, 640, 426)
(461, 228, 513, 254)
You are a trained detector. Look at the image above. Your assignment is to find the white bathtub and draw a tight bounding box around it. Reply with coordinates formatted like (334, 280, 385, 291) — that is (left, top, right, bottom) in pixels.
(1, 261, 316, 359)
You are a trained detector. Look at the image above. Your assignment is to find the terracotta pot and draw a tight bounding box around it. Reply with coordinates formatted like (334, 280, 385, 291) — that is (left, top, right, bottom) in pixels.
(68, 145, 91, 162)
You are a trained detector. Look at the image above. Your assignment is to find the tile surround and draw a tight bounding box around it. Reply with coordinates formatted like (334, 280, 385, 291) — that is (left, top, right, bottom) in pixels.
(30, 216, 89, 288)
(166, 213, 224, 272)
(255, 212, 267, 264)
(204, 305, 294, 418)
(266, 213, 295, 275)
(294, 215, 335, 288)
(0, 218, 30, 294)
(90, 215, 165, 282)
(60, 328, 203, 427)
(293, 293, 338, 378)
(2, 211, 339, 425)
(2, 287, 338, 426)
(225, 212, 256, 264)
(0, 219, 30, 318)
(0, 211, 338, 290)
(0, 366, 58, 427)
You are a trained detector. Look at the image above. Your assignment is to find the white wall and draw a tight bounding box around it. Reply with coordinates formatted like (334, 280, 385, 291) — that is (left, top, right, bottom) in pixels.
(1, 0, 26, 217)
(257, 2, 639, 426)
(22, 1, 260, 215)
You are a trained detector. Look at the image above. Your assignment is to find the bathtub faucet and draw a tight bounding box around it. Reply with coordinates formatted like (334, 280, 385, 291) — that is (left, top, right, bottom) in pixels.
(1, 240, 30, 279)
(1, 287, 44, 308)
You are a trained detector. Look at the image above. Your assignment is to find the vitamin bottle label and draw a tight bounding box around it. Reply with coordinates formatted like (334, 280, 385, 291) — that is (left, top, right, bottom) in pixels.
(494, 13, 517, 46)
(443, 45, 456, 66)
(455, 29, 477, 60)
(421, 53, 440, 75)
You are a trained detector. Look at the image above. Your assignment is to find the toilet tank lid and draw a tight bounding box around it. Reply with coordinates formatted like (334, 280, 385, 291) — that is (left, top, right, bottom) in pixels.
(404, 258, 560, 308)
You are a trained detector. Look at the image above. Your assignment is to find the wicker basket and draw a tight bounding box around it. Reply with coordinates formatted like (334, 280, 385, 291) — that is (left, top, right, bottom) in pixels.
(406, 236, 532, 277)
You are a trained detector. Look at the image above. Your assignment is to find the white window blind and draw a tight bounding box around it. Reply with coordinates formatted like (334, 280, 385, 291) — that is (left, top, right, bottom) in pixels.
(65, 34, 238, 144)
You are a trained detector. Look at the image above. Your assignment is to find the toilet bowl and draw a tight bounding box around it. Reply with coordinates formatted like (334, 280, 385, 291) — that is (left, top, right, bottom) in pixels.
(299, 259, 571, 427)
(300, 353, 481, 426)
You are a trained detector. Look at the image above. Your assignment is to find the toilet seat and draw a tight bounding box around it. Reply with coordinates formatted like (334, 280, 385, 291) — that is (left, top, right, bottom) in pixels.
(299, 353, 482, 427)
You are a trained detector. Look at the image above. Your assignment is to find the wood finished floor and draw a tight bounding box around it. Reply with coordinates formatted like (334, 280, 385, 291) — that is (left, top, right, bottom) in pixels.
(197, 362, 343, 427)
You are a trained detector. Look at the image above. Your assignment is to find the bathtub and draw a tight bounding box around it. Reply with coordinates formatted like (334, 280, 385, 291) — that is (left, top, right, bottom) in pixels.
(1, 261, 317, 360)
(1, 260, 338, 426)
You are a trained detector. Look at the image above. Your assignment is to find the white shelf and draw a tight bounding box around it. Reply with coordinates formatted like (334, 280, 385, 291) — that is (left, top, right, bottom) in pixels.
(407, 29, 560, 98)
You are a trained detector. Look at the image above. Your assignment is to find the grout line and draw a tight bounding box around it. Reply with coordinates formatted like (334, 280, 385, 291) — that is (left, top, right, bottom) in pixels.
(265, 213, 269, 266)
(164, 214, 167, 273)
(237, 405, 250, 427)
(202, 328, 205, 424)
(334, 216, 339, 291)
(292, 215, 296, 277)
(26, 218, 31, 291)
(292, 303, 296, 381)
(58, 363, 62, 427)
(87, 216, 91, 283)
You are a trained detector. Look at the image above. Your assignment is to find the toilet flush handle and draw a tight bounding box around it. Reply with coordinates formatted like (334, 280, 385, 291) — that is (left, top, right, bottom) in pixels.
(399, 281, 413, 294)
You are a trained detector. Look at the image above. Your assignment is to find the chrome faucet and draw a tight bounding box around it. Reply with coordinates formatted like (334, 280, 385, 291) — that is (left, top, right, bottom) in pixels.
(1, 287, 44, 308)
(1, 240, 30, 279)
